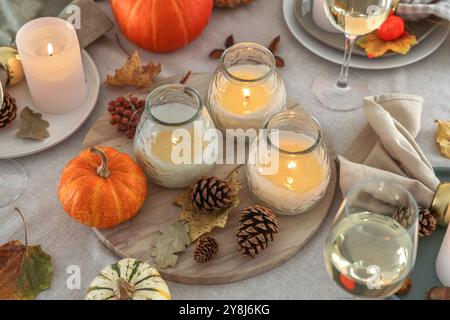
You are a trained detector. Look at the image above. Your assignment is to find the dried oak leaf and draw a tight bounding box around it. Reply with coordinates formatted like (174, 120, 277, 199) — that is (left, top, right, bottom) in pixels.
(0, 208, 53, 300)
(17, 107, 49, 140)
(225, 35, 235, 48)
(435, 120, 450, 159)
(428, 287, 450, 300)
(106, 51, 161, 88)
(174, 170, 241, 242)
(356, 32, 417, 59)
(150, 220, 191, 269)
(268, 35, 281, 53)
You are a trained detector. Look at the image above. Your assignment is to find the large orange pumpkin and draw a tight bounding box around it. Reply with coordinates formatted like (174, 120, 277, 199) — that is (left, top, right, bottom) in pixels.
(110, 0, 214, 53)
(58, 147, 147, 229)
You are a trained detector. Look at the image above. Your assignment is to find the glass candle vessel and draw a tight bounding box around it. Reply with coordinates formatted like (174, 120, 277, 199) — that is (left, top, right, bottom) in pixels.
(207, 42, 286, 131)
(246, 110, 331, 215)
(134, 84, 218, 189)
(324, 180, 419, 299)
(16, 17, 87, 114)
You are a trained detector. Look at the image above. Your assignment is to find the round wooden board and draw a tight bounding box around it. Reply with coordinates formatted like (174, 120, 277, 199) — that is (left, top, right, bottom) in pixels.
(82, 73, 337, 285)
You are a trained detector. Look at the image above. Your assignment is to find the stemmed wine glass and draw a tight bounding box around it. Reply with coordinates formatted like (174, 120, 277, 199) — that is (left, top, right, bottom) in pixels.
(0, 83, 27, 208)
(323, 180, 419, 299)
(313, 0, 394, 111)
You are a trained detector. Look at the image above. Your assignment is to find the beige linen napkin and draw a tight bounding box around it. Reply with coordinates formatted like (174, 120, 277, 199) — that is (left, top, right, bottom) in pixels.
(339, 94, 441, 207)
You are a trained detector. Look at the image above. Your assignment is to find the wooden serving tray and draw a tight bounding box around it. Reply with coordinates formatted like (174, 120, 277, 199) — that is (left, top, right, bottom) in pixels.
(82, 73, 337, 285)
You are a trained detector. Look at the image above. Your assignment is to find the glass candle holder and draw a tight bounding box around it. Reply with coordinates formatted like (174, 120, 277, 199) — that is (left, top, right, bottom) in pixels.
(134, 84, 218, 189)
(246, 110, 331, 215)
(207, 42, 286, 131)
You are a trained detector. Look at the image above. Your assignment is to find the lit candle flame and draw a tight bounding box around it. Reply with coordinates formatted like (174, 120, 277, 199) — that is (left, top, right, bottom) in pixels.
(287, 161, 297, 169)
(243, 88, 251, 112)
(47, 43, 54, 57)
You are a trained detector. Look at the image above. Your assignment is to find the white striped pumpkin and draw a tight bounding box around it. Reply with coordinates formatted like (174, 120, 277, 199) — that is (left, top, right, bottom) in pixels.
(85, 258, 171, 300)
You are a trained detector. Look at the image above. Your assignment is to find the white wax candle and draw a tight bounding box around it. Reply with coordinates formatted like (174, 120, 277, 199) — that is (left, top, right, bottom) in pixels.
(436, 225, 450, 286)
(211, 65, 286, 130)
(135, 103, 217, 189)
(247, 131, 330, 215)
(16, 17, 87, 114)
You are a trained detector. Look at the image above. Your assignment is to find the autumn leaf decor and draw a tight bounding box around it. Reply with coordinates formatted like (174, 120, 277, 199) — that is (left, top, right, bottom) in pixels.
(106, 51, 161, 88)
(175, 170, 241, 242)
(357, 15, 417, 58)
(0, 208, 53, 300)
(435, 119, 450, 159)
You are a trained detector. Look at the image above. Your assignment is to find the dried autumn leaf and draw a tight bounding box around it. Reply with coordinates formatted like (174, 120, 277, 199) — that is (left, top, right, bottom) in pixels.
(435, 120, 450, 159)
(275, 56, 285, 68)
(268, 35, 281, 53)
(356, 32, 417, 58)
(0, 208, 53, 300)
(225, 35, 235, 48)
(209, 48, 225, 60)
(150, 220, 191, 269)
(106, 51, 161, 88)
(17, 107, 49, 140)
(175, 170, 241, 241)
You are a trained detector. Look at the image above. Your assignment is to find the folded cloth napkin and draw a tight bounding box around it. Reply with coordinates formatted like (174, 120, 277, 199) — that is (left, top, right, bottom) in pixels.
(0, 0, 113, 48)
(398, 0, 450, 21)
(339, 94, 441, 208)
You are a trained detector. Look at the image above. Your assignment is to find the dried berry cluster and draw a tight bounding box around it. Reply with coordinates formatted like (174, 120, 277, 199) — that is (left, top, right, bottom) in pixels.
(108, 96, 145, 139)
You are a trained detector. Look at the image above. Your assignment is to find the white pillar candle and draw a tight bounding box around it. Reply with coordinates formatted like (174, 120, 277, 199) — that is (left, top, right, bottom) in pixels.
(436, 225, 450, 286)
(16, 17, 87, 114)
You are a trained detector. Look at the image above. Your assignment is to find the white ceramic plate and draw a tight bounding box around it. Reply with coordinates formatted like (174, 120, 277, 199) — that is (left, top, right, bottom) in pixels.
(283, 0, 450, 70)
(0, 50, 100, 159)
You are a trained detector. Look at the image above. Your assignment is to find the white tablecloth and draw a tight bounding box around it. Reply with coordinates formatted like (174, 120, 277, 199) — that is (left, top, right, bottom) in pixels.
(1, 0, 449, 300)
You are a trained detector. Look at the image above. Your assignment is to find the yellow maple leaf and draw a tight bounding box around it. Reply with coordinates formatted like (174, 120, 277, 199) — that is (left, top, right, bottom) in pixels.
(357, 32, 417, 59)
(106, 51, 161, 88)
(174, 170, 241, 242)
(435, 120, 450, 159)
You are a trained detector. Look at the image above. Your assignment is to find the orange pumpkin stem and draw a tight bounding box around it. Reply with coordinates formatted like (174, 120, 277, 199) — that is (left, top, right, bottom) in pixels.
(90, 147, 111, 178)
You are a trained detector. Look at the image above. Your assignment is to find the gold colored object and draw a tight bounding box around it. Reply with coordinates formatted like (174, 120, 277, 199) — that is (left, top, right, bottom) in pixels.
(431, 182, 450, 226)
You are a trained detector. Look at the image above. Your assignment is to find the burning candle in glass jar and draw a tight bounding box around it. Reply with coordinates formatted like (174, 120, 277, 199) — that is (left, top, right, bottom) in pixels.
(16, 17, 87, 114)
(246, 111, 331, 215)
(208, 43, 286, 130)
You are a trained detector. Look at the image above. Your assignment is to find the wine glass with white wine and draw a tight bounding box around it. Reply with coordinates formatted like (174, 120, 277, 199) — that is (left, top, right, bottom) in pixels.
(324, 180, 419, 299)
(313, 0, 395, 111)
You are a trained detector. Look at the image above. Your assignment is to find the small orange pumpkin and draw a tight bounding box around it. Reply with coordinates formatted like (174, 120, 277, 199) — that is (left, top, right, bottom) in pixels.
(58, 147, 147, 228)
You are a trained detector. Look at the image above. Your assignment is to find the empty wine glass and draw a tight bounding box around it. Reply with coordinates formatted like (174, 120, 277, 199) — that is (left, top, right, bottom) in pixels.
(0, 83, 27, 208)
(313, 0, 394, 111)
(323, 180, 419, 299)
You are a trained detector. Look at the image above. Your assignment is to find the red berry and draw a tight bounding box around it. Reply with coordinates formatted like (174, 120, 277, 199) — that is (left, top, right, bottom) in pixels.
(130, 96, 138, 105)
(123, 110, 132, 118)
(115, 106, 124, 114)
(120, 118, 129, 125)
(110, 118, 117, 125)
(138, 100, 145, 108)
(118, 124, 128, 132)
(107, 105, 115, 113)
(116, 96, 125, 104)
(377, 15, 405, 42)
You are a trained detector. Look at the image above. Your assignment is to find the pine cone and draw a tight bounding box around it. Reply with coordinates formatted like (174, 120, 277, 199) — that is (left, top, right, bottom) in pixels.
(194, 236, 219, 263)
(393, 206, 414, 229)
(0, 93, 17, 129)
(237, 205, 279, 258)
(190, 176, 233, 214)
(215, 0, 254, 8)
(418, 208, 437, 237)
